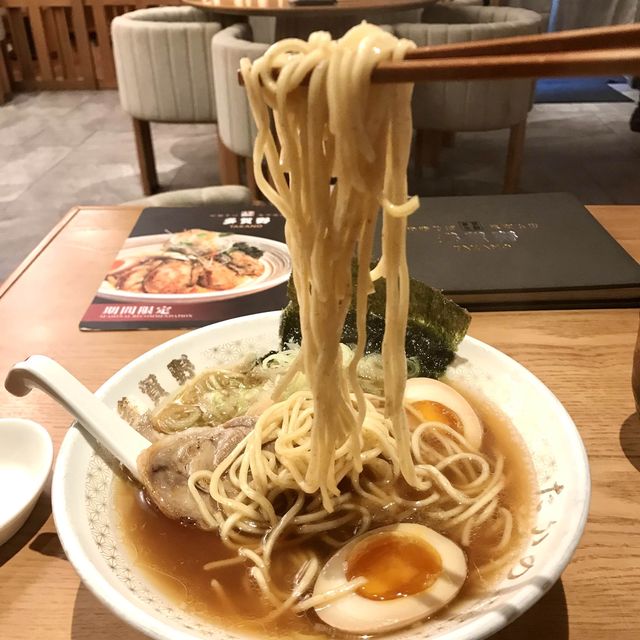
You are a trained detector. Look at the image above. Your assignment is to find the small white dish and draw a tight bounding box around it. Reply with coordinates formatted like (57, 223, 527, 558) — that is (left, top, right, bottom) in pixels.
(0, 418, 53, 545)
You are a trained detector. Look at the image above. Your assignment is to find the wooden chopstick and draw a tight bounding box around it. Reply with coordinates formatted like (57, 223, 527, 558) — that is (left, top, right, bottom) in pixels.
(237, 24, 640, 85)
(404, 23, 640, 60)
(381, 23, 640, 82)
(374, 47, 640, 84)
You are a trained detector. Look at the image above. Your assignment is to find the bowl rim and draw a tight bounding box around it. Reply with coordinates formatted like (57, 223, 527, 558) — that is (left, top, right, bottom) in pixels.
(51, 310, 591, 640)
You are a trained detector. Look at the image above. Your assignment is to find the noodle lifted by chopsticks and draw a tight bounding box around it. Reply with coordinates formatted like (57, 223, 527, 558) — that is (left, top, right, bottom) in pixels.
(240, 23, 419, 507)
(186, 23, 513, 617)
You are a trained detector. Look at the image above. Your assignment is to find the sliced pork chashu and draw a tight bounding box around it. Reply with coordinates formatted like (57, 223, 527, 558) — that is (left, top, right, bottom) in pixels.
(137, 417, 254, 528)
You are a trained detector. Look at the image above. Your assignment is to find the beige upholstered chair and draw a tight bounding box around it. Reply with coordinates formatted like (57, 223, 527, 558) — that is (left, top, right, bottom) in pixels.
(360, 8, 423, 24)
(211, 23, 269, 199)
(0, 10, 11, 105)
(460, 1, 551, 31)
(210, 20, 423, 199)
(112, 7, 230, 195)
(500, 1, 552, 31)
(395, 4, 541, 193)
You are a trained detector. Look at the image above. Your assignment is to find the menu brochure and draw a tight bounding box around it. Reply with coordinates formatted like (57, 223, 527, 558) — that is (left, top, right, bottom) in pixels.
(80, 204, 289, 330)
(400, 192, 640, 309)
(80, 193, 640, 330)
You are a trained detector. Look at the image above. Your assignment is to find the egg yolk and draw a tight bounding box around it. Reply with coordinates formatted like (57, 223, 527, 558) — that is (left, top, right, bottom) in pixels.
(346, 533, 443, 601)
(410, 400, 461, 431)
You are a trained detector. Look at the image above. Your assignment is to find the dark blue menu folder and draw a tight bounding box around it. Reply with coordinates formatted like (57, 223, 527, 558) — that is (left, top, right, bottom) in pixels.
(399, 193, 640, 310)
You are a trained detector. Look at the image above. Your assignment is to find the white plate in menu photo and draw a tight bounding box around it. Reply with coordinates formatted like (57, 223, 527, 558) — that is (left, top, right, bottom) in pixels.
(97, 233, 291, 304)
(52, 311, 590, 640)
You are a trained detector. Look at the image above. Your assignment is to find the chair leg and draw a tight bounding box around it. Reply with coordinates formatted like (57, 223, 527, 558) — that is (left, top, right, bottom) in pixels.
(132, 118, 158, 196)
(503, 120, 527, 194)
(442, 131, 456, 148)
(417, 129, 445, 169)
(244, 156, 260, 202)
(0, 41, 12, 105)
(413, 129, 426, 178)
(217, 137, 241, 185)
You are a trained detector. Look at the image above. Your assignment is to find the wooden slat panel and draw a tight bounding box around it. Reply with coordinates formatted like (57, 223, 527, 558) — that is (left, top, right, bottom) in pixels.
(0, 39, 13, 103)
(70, 0, 96, 85)
(4, 0, 183, 91)
(96, 76, 117, 89)
(6, 8, 35, 83)
(84, 0, 176, 5)
(53, 7, 76, 78)
(42, 7, 62, 77)
(5, 0, 69, 6)
(12, 76, 96, 89)
(4, 0, 180, 7)
(91, 0, 116, 86)
(27, 4, 54, 81)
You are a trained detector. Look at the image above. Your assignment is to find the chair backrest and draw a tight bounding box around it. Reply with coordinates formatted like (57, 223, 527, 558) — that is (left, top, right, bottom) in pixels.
(359, 8, 423, 25)
(554, 0, 640, 30)
(121, 185, 252, 207)
(211, 23, 269, 158)
(112, 7, 225, 123)
(507, 0, 552, 12)
(395, 5, 541, 132)
(504, 1, 551, 30)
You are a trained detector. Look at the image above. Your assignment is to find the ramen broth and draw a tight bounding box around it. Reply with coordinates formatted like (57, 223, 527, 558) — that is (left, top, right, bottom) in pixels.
(113, 381, 536, 638)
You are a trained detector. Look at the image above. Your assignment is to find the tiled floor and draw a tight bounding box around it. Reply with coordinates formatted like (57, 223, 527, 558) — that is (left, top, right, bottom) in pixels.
(0, 91, 222, 280)
(1, 87, 639, 281)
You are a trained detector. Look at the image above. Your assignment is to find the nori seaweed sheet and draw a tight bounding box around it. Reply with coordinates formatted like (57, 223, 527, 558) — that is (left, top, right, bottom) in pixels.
(279, 270, 471, 379)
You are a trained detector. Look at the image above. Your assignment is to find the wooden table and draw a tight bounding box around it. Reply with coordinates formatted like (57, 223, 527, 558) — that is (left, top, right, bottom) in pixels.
(184, 0, 430, 17)
(0, 205, 639, 639)
(183, 0, 436, 39)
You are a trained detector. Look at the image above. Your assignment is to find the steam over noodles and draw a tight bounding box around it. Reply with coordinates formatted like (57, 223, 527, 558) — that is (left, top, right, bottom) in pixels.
(129, 23, 533, 635)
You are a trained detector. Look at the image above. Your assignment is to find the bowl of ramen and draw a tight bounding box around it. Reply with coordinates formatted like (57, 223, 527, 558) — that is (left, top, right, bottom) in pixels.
(50, 22, 589, 640)
(51, 310, 589, 640)
(98, 230, 291, 304)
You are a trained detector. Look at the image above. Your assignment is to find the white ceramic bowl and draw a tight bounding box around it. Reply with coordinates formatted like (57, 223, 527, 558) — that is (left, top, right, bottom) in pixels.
(52, 311, 590, 640)
(0, 418, 53, 545)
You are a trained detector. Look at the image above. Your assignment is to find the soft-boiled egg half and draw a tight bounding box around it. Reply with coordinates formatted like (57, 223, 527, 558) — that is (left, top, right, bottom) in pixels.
(313, 523, 467, 634)
(404, 378, 483, 450)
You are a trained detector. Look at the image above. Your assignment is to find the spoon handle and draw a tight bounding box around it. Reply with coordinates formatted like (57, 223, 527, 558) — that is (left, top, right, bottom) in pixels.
(5, 355, 149, 482)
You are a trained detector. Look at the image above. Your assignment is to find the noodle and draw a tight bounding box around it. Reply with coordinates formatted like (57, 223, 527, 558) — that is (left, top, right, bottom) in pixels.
(179, 23, 517, 619)
(240, 24, 419, 506)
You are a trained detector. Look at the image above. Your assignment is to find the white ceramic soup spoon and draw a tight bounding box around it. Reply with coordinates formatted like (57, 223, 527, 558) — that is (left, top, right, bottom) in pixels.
(5, 355, 150, 482)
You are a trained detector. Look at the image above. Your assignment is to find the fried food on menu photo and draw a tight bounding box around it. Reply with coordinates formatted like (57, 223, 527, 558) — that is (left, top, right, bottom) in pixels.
(105, 229, 266, 295)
